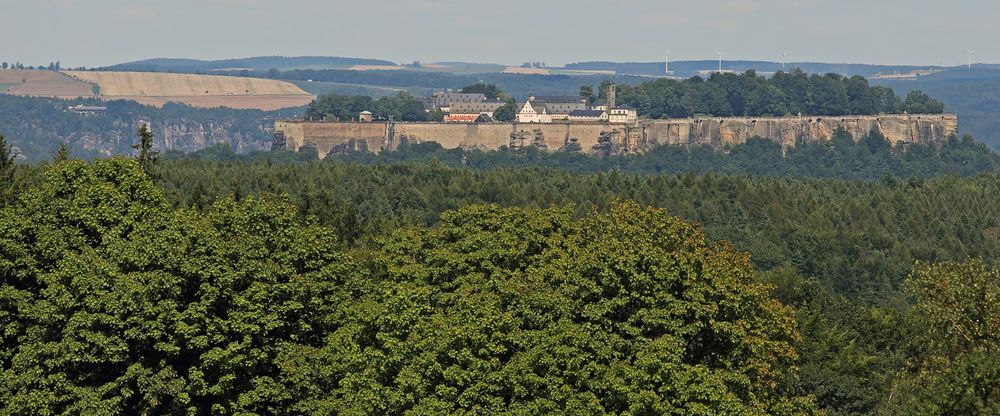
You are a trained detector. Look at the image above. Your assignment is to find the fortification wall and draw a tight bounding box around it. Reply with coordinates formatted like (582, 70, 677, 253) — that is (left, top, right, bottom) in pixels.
(275, 114, 958, 157)
(395, 123, 619, 153)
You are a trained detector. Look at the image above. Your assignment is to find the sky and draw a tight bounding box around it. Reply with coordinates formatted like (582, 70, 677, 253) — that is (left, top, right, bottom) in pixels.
(0, 0, 996, 68)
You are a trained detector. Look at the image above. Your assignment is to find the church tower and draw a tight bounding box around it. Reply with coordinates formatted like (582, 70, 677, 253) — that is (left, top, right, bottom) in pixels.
(607, 80, 616, 110)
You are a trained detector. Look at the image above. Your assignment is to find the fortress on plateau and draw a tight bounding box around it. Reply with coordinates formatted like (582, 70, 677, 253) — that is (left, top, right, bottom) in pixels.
(276, 80, 957, 157)
(274, 114, 958, 157)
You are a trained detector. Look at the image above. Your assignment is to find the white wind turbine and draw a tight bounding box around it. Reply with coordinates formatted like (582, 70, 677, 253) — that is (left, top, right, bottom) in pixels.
(967, 48, 976, 69)
(782, 51, 789, 70)
(666, 49, 672, 75)
(716, 50, 724, 73)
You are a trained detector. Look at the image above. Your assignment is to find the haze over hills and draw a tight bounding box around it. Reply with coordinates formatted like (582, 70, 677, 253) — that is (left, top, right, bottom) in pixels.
(99, 55, 971, 78)
(101, 56, 398, 72)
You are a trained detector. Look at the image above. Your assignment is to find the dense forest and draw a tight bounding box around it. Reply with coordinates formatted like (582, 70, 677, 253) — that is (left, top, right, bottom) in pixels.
(1, 128, 999, 414)
(616, 70, 944, 118)
(322, 129, 999, 180)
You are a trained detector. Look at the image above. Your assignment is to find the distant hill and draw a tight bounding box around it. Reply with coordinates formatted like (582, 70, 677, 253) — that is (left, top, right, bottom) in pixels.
(565, 60, 956, 78)
(102, 56, 398, 72)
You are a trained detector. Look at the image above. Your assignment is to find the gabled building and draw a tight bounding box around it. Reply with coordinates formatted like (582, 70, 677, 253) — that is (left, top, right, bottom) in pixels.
(516, 96, 587, 123)
(517, 100, 552, 123)
(608, 107, 638, 124)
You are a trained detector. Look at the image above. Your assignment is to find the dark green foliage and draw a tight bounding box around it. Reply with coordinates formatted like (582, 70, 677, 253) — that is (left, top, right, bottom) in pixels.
(459, 83, 507, 100)
(137, 152, 1000, 307)
(305, 92, 431, 122)
(133, 124, 158, 174)
(492, 98, 518, 122)
(890, 260, 1000, 415)
(3, 144, 1000, 414)
(0, 158, 354, 414)
(0, 134, 15, 205)
(52, 140, 71, 163)
(331, 130, 1000, 180)
(616, 70, 943, 118)
(0, 160, 816, 414)
(280, 202, 814, 414)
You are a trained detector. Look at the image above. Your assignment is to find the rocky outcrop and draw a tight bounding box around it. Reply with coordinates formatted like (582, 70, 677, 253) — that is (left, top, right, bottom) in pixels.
(276, 114, 958, 157)
(70, 119, 271, 156)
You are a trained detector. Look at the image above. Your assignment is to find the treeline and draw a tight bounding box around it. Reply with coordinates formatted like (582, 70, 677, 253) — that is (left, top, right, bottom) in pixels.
(617, 69, 945, 118)
(305, 91, 440, 122)
(2, 157, 998, 414)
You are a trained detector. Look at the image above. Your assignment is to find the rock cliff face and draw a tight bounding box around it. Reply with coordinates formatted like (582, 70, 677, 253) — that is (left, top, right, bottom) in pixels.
(71, 119, 271, 156)
(275, 114, 958, 157)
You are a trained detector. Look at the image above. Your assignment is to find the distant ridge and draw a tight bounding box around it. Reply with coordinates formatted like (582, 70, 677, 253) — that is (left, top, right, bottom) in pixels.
(564, 60, 961, 78)
(101, 56, 398, 72)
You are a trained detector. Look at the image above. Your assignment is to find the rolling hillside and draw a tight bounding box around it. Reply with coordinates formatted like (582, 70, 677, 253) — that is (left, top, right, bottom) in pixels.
(63, 71, 313, 110)
(0, 70, 94, 98)
(102, 56, 398, 72)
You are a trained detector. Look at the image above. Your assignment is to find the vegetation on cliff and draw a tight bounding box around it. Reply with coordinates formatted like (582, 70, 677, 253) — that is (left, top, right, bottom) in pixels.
(304, 91, 436, 122)
(616, 70, 944, 118)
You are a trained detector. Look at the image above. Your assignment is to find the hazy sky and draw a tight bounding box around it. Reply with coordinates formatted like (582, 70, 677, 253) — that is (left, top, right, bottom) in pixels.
(1, 0, 996, 68)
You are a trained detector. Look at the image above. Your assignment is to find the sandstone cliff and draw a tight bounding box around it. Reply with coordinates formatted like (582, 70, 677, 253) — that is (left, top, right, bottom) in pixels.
(275, 114, 958, 158)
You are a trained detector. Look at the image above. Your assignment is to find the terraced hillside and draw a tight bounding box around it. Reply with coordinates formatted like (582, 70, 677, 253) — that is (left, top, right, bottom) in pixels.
(63, 71, 314, 110)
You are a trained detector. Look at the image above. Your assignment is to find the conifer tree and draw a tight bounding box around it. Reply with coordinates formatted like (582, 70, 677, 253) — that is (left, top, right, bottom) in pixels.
(133, 123, 158, 175)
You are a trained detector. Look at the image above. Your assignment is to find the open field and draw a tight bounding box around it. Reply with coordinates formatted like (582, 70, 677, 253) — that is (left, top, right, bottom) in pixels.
(64, 71, 309, 96)
(0, 70, 95, 98)
(62, 71, 313, 110)
(502, 66, 551, 75)
(347, 65, 405, 71)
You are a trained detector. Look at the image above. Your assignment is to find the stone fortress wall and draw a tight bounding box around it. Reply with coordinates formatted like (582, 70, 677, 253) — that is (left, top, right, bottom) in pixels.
(274, 114, 958, 157)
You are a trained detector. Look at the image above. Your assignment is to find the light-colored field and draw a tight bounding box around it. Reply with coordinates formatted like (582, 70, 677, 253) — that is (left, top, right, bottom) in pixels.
(0, 70, 95, 98)
(64, 71, 310, 97)
(58, 71, 313, 109)
(502, 66, 551, 75)
(348, 65, 405, 71)
(552, 69, 618, 76)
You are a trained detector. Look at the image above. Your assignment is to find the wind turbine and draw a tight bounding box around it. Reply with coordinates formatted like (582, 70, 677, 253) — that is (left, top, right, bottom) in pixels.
(716, 50, 724, 74)
(665, 49, 672, 75)
(966, 48, 976, 69)
(782, 51, 789, 70)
